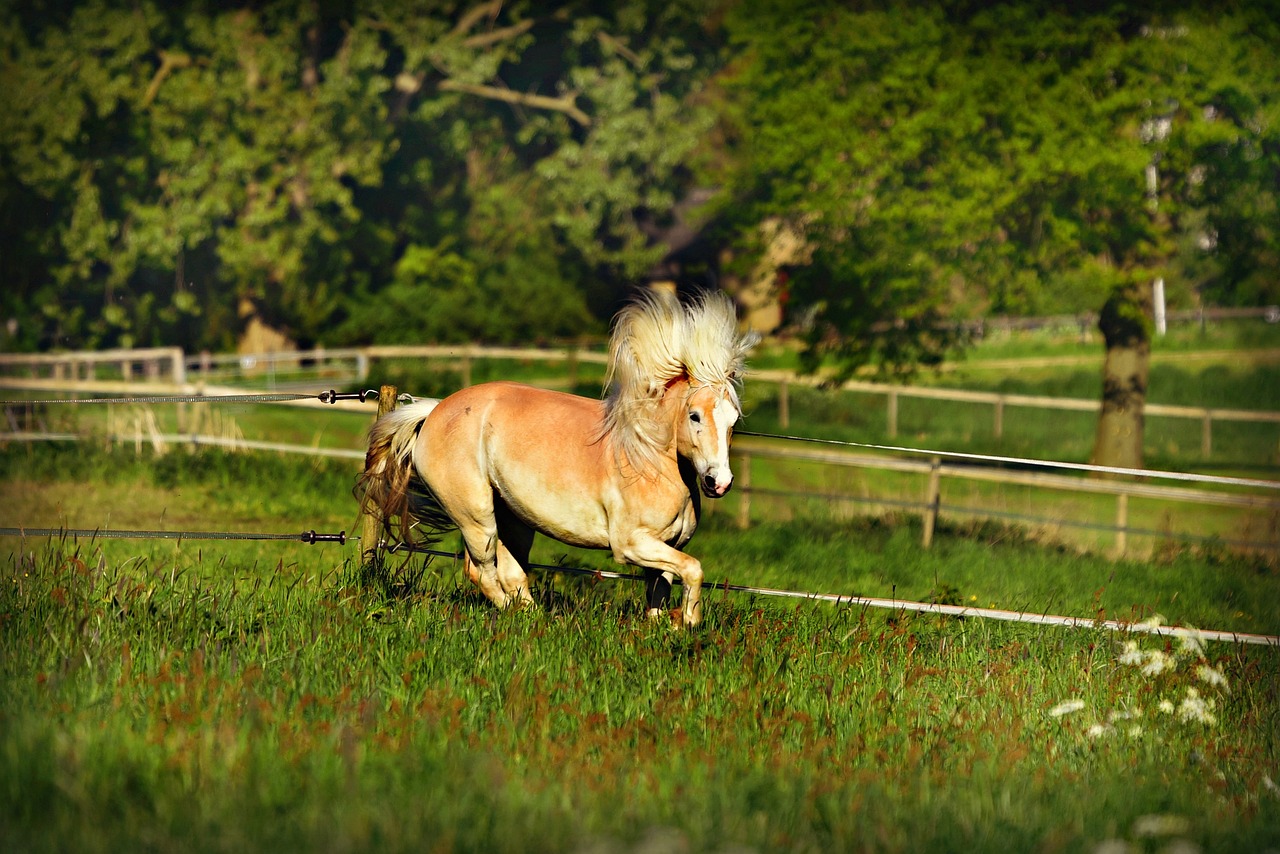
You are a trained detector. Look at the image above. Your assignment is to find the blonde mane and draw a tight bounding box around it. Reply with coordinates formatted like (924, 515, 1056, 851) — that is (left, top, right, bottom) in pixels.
(601, 289, 755, 471)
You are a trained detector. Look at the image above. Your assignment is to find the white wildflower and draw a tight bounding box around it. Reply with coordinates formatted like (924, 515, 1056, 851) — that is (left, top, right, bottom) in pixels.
(1127, 725, 1144, 737)
(1158, 700, 1175, 714)
(1132, 814, 1192, 837)
(1086, 723, 1110, 739)
(1264, 776, 1279, 797)
(1141, 649, 1176, 677)
(1092, 840, 1134, 854)
(1177, 629, 1206, 659)
(1050, 699, 1087, 718)
(1135, 615, 1166, 630)
(1176, 688, 1217, 726)
(1117, 641, 1144, 666)
(1194, 664, 1229, 691)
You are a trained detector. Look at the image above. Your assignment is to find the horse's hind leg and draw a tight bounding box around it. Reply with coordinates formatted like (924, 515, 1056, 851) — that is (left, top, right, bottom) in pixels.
(456, 518, 510, 608)
(456, 509, 535, 610)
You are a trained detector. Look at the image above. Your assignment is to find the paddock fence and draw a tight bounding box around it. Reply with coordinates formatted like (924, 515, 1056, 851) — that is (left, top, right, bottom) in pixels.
(4, 340, 1279, 457)
(2, 379, 1277, 557)
(2, 376, 1278, 645)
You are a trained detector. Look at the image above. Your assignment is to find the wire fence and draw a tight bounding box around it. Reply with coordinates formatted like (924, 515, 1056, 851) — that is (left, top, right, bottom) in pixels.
(2, 382, 1278, 646)
(4, 523, 1275, 648)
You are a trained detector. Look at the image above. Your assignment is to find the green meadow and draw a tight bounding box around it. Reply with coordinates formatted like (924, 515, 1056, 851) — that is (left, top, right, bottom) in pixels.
(1, 445, 1277, 852)
(2, 319, 1278, 851)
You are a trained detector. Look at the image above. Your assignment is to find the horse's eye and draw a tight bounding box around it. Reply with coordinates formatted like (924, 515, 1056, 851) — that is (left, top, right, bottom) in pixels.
(689, 411, 702, 424)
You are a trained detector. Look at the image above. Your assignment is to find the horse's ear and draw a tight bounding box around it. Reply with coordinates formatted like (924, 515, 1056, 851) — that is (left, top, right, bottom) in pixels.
(663, 371, 689, 392)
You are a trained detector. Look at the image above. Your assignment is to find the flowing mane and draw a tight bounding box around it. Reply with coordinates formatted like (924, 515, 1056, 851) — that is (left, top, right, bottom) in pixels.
(601, 289, 755, 471)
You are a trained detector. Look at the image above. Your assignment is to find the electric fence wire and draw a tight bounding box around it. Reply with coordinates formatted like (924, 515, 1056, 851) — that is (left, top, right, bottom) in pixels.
(736, 430, 1280, 491)
(0, 526, 347, 544)
(378, 541, 1280, 648)
(2, 525, 1275, 646)
(8, 385, 1275, 490)
(8, 389, 377, 406)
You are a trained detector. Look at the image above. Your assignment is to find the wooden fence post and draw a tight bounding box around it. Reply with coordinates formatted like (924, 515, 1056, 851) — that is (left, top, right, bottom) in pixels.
(360, 384, 399, 567)
(1114, 493, 1129, 557)
(922, 457, 942, 549)
(1201, 411, 1213, 458)
(887, 390, 899, 439)
(567, 344, 579, 390)
(778, 378, 790, 430)
(993, 397, 1005, 440)
(737, 453, 752, 530)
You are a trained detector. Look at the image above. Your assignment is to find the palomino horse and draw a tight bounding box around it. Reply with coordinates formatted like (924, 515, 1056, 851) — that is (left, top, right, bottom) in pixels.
(358, 289, 755, 627)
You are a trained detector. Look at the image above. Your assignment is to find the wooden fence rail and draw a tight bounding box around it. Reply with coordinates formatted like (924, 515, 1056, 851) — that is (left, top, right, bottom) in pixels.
(753, 370, 1280, 457)
(4, 341, 1279, 459)
(0, 347, 185, 383)
(729, 438, 1280, 555)
(2, 428, 1277, 556)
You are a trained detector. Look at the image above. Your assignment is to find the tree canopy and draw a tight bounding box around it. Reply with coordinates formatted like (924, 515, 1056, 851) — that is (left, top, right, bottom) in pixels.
(1, 0, 1277, 372)
(715, 0, 1280, 375)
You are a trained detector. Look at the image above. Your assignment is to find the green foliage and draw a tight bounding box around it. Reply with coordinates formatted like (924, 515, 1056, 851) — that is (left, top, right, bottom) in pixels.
(0, 1, 714, 351)
(716, 0, 1280, 376)
(2, 0, 1278, 386)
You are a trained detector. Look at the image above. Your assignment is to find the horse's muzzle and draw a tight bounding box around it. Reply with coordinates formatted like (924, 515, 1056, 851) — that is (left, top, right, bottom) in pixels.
(701, 473, 732, 498)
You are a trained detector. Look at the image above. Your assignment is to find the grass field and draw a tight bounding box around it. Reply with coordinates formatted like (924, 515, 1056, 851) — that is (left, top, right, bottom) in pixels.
(2, 320, 1277, 851)
(2, 446, 1278, 852)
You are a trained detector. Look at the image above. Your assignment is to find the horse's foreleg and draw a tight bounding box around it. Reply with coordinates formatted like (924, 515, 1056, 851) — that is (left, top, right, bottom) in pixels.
(620, 538, 703, 627)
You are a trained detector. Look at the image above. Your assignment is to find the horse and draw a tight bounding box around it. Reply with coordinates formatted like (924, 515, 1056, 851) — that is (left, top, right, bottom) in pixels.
(357, 289, 756, 627)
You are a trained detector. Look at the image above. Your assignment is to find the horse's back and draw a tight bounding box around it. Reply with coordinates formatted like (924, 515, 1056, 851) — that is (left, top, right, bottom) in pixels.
(426, 381, 601, 447)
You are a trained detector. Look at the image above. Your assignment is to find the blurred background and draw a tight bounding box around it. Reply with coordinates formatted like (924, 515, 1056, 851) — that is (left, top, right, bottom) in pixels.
(2, 0, 1278, 477)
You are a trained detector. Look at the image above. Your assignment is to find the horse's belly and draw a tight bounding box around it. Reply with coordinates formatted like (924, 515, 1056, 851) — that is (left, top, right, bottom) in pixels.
(503, 491, 612, 550)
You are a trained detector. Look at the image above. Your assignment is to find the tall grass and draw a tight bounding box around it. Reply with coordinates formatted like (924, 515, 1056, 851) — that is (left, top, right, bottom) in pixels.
(3, 526, 1278, 853)
(3, 446, 1280, 852)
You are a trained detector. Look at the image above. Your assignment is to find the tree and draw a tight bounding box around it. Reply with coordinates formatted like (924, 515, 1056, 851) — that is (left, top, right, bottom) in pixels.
(716, 0, 1280, 468)
(0, 2, 396, 350)
(0, 0, 721, 351)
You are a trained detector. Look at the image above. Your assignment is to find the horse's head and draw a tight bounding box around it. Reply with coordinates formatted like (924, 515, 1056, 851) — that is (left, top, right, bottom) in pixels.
(677, 381, 740, 498)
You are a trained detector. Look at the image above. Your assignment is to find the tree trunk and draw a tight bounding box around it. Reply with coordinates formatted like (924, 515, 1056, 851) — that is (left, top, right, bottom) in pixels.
(1090, 281, 1153, 473)
(721, 216, 815, 334)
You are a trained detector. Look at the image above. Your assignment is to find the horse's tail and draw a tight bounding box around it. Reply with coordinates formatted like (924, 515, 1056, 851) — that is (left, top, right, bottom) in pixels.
(356, 399, 455, 546)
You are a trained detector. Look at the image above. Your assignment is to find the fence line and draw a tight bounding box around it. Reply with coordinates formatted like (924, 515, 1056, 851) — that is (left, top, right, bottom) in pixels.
(753, 368, 1280, 452)
(730, 438, 1280, 554)
(6, 426, 1277, 555)
(6, 341, 1278, 455)
(4, 383, 1278, 641)
(0, 431, 366, 460)
(0, 346, 186, 383)
(0, 526, 347, 544)
(0, 378, 374, 412)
